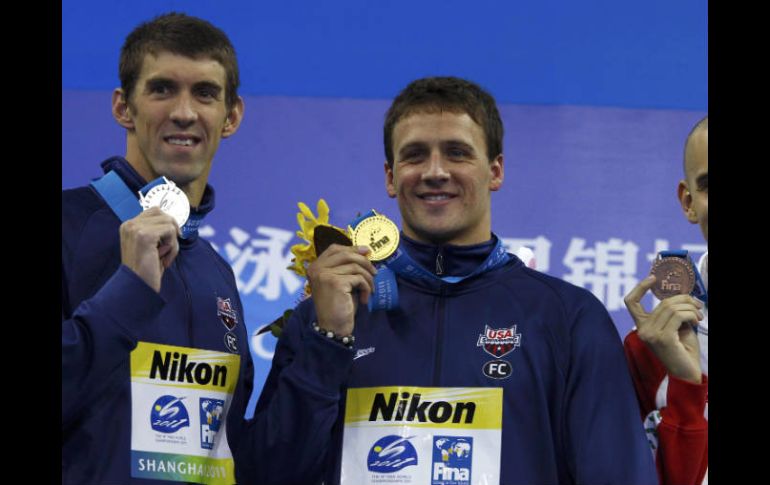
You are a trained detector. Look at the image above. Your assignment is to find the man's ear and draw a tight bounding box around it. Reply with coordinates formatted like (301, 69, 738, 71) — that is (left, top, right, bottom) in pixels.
(221, 96, 245, 138)
(677, 179, 698, 224)
(489, 154, 504, 191)
(385, 162, 397, 198)
(112, 89, 134, 130)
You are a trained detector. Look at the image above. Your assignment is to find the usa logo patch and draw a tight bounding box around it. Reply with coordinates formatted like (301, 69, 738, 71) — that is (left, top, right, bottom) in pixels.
(476, 324, 521, 358)
(216, 297, 238, 330)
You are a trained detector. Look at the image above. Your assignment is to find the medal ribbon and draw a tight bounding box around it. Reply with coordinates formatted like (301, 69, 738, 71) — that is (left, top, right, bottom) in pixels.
(349, 210, 513, 311)
(91, 171, 202, 239)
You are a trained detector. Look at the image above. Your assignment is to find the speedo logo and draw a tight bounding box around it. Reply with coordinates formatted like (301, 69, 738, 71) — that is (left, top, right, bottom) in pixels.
(149, 351, 227, 387)
(369, 392, 475, 424)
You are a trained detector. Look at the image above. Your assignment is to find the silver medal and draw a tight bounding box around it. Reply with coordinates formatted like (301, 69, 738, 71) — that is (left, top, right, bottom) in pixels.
(138, 177, 190, 227)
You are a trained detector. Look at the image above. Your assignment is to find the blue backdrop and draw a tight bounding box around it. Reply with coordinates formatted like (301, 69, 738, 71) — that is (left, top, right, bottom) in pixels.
(62, 0, 708, 417)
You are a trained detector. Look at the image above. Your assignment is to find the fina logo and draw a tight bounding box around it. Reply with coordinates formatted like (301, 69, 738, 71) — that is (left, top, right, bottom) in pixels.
(366, 435, 418, 473)
(200, 398, 225, 450)
(432, 436, 473, 485)
(150, 395, 190, 433)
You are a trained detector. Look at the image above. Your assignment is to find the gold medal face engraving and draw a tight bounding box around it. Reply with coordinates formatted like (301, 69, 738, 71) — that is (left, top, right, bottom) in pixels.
(351, 214, 399, 261)
(650, 256, 695, 300)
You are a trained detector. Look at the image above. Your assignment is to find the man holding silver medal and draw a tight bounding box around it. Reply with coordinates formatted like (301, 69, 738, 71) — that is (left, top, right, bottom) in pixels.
(62, 13, 336, 485)
(623, 116, 708, 485)
(256, 76, 656, 484)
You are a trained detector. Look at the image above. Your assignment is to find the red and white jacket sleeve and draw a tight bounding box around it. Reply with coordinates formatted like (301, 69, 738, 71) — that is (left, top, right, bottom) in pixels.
(624, 330, 708, 485)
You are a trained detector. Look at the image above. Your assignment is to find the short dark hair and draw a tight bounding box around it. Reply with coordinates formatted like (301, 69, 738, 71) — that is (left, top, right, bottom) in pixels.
(383, 76, 503, 167)
(119, 12, 240, 110)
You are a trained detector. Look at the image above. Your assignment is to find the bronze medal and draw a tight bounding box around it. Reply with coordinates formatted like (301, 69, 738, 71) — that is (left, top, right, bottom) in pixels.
(350, 213, 399, 261)
(650, 256, 695, 300)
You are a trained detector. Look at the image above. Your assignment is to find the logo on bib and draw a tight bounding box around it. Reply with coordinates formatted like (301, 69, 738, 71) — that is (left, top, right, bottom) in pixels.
(432, 436, 473, 485)
(366, 435, 418, 473)
(200, 398, 225, 450)
(369, 391, 476, 424)
(149, 351, 229, 387)
(150, 395, 190, 433)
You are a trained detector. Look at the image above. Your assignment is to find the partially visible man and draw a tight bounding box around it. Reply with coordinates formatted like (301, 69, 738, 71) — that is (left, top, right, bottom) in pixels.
(624, 116, 708, 485)
(255, 76, 657, 484)
(62, 13, 329, 484)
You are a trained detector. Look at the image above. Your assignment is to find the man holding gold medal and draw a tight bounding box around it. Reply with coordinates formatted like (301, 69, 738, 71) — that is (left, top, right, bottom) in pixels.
(623, 117, 708, 485)
(256, 77, 656, 484)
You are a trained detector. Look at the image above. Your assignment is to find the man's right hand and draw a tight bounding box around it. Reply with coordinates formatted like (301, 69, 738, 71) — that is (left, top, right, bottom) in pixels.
(120, 207, 181, 293)
(624, 275, 704, 384)
(306, 244, 377, 336)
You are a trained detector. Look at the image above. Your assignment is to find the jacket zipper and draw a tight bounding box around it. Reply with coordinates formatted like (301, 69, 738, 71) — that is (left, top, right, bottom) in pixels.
(432, 283, 448, 385)
(432, 248, 446, 385)
(175, 257, 194, 345)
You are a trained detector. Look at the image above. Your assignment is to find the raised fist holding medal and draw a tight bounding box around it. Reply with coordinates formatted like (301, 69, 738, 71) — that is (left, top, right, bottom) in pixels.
(119, 177, 188, 293)
(305, 212, 398, 337)
(623, 254, 704, 384)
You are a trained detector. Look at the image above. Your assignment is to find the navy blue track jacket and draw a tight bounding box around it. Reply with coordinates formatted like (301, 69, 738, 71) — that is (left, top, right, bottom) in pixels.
(62, 158, 344, 484)
(256, 236, 657, 485)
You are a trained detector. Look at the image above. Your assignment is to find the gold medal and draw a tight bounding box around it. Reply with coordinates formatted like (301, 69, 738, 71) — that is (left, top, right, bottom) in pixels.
(350, 213, 400, 261)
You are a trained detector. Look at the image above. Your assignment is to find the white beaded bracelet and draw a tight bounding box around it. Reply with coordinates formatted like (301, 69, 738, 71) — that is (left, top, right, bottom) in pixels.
(312, 322, 355, 348)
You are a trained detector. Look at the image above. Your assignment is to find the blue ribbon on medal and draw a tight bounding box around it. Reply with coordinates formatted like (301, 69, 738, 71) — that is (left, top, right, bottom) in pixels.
(348, 210, 514, 312)
(91, 171, 202, 239)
